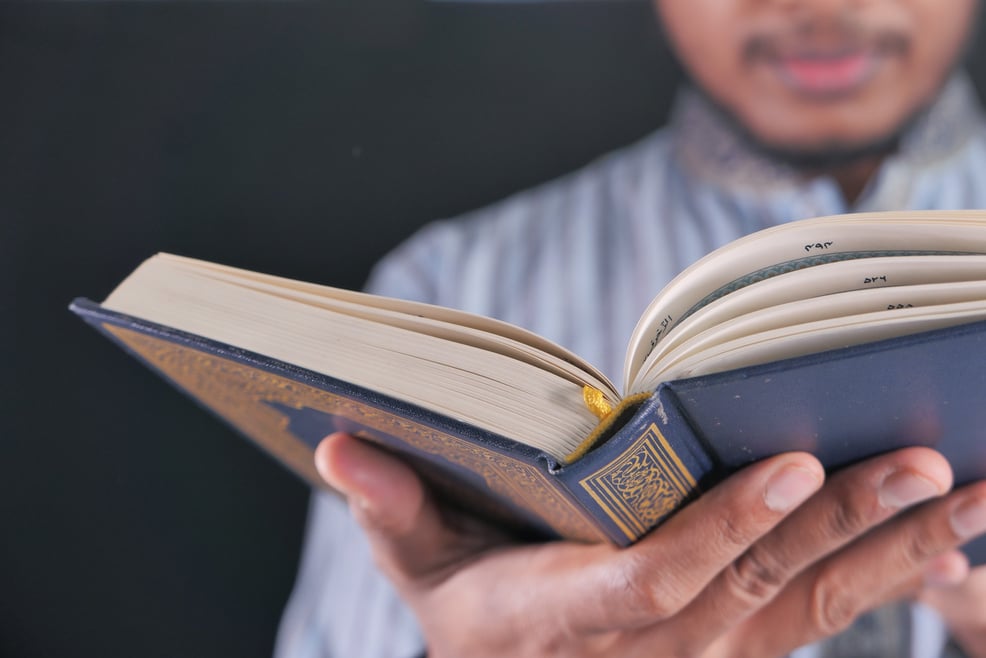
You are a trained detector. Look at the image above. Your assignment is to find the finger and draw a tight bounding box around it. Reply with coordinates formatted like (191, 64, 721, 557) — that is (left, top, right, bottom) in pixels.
(867, 549, 969, 610)
(856, 549, 969, 608)
(564, 452, 824, 633)
(314, 433, 472, 584)
(619, 447, 950, 655)
(732, 479, 986, 657)
(650, 447, 953, 653)
(855, 549, 969, 607)
(315, 433, 424, 534)
(919, 560, 986, 648)
(918, 549, 970, 590)
(752, 447, 954, 571)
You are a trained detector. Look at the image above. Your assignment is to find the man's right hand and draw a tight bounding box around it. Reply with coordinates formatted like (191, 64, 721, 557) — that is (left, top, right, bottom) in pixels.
(316, 432, 986, 658)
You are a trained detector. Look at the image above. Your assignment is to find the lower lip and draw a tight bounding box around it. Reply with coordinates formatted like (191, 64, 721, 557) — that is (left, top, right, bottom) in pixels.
(773, 52, 877, 97)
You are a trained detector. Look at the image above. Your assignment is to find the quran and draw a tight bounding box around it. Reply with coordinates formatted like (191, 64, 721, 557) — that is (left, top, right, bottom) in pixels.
(70, 210, 986, 561)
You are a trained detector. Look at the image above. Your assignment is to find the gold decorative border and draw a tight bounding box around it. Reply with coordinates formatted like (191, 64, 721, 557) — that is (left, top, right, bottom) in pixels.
(104, 324, 606, 542)
(579, 423, 697, 540)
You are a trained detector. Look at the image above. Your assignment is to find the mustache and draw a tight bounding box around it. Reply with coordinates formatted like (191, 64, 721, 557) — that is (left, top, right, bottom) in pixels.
(744, 17, 910, 61)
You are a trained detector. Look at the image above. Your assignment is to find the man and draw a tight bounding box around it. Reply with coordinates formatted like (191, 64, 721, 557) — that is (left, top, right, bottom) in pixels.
(277, 1, 986, 656)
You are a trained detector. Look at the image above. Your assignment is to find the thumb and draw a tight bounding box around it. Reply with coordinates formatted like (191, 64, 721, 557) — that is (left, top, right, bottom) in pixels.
(315, 432, 426, 536)
(314, 433, 465, 583)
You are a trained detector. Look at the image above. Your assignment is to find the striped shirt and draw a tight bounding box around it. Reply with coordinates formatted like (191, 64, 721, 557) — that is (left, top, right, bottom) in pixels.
(275, 74, 986, 658)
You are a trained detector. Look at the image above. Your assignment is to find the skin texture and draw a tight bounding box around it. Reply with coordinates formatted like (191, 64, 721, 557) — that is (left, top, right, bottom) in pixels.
(317, 1, 986, 655)
(318, 433, 986, 657)
(656, 0, 978, 201)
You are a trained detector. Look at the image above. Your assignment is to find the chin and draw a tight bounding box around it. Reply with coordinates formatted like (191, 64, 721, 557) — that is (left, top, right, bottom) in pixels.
(741, 98, 929, 169)
(688, 75, 947, 170)
(751, 132, 902, 170)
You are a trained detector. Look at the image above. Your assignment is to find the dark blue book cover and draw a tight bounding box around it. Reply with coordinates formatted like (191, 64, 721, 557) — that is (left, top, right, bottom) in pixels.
(70, 298, 986, 563)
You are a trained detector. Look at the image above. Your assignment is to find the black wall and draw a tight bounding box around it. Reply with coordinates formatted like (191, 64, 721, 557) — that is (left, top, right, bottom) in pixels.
(2, 3, 679, 656)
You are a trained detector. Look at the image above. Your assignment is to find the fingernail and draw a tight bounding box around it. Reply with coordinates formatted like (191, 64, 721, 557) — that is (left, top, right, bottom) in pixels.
(878, 471, 941, 509)
(922, 553, 969, 588)
(923, 566, 965, 588)
(765, 465, 820, 512)
(950, 498, 986, 540)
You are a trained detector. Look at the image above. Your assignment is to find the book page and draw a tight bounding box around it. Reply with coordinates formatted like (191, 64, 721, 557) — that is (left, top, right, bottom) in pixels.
(103, 256, 608, 461)
(653, 302, 986, 382)
(633, 280, 986, 391)
(161, 254, 616, 396)
(624, 212, 986, 391)
(632, 255, 986, 391)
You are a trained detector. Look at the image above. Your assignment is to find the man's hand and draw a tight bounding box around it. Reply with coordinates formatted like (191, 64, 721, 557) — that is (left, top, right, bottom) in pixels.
(316, 432, 986, 658)
(920, 564, 986, 657)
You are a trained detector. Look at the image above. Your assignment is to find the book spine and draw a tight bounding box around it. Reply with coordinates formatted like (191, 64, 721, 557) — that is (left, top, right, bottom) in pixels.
(552, 388, 718, 546)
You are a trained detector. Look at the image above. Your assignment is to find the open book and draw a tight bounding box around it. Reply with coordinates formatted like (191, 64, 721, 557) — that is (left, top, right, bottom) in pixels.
(71, 211, 986, 560)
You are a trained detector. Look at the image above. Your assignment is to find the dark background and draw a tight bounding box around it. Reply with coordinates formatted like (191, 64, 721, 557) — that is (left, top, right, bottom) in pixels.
(1, 2, 679, 656)
(4, 3, 986, 657)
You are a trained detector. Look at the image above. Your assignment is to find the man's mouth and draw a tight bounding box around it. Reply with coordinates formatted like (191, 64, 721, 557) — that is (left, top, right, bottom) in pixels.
(744, 23, 910, 100)
(772, 50, 879, 98)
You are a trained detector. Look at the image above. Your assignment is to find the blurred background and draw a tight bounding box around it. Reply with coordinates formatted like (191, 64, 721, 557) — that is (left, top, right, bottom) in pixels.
(1, 1, 680, 656)
(4, 2, 986, 656)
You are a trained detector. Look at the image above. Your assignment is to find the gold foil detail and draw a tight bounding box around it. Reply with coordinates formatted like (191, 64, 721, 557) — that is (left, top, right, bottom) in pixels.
(103, 323, 606, 542)
(579, 423, 696, 541)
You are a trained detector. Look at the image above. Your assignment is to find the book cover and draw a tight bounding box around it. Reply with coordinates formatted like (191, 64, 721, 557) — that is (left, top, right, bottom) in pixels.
(70, 298, 986, 563)
(663, 320, 986, 563)
(70, 298, 714, 545)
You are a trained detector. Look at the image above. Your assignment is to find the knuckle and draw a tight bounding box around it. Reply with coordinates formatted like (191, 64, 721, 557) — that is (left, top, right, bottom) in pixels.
(616, 555, 682, 621)
(898, 526, 943, 565)
(713, 513, 758, 551)
(809, 568, 859, 636)
(722, 545, 790, 603)
(825, 494, 876, 540)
